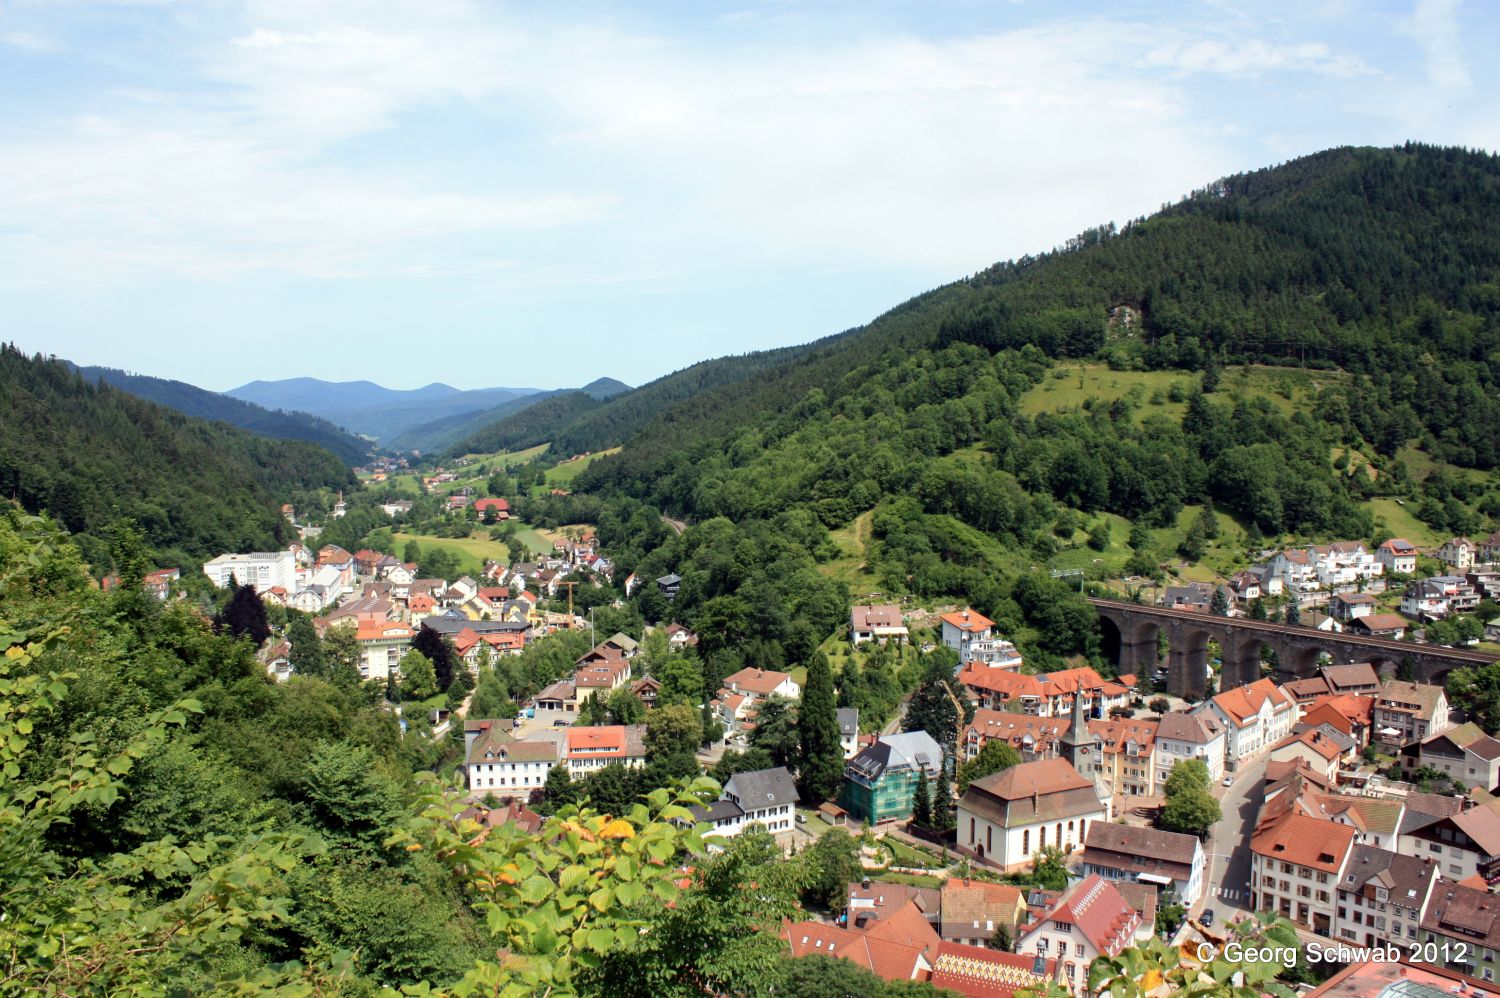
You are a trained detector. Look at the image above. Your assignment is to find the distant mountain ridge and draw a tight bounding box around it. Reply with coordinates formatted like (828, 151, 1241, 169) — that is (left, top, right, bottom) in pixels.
(227, 378, 545, 444)
(385, 376, 633, 454)
(73, 365, 371, 465)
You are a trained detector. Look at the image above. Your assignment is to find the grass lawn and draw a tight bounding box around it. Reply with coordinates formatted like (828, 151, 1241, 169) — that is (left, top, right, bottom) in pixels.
(457, 443, 550, 468)
(819, 510, 887, 596)
(1368, 498, 1444, 547)
(873, 871, 944, 889)
(547, 448, 621, 486)
(886, 837, 945, 869)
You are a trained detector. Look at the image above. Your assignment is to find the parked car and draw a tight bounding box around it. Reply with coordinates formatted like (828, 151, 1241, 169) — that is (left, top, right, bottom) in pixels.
(795, 813, 807, 824)
(553, 718, 571, 727)
(1201, 910, 1215, 927)
(1222, 776, 1234, 788)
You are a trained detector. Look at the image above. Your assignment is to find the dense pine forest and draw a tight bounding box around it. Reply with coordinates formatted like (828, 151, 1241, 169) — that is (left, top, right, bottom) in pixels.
(0, 346, 355, 570)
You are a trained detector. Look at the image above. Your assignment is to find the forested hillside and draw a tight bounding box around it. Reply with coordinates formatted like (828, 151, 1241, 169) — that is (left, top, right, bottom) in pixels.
(390, 378, 631, 454)
(74, 364, 371, 464)
(0, 346, 354, 570)
(538, 144, 1500, 663)
(448, 340, 834, 457)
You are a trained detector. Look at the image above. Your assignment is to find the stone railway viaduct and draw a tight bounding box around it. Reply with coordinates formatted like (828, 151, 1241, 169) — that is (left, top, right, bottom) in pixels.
(1090, 598, 1498, 699)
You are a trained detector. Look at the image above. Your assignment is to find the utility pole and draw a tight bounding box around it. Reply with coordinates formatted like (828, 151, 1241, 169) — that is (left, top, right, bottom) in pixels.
(559, 580, 577, 628)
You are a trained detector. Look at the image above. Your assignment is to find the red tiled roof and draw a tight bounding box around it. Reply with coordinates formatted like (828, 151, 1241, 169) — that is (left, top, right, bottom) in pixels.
(1250, 811, 1355, 873)
(929, 942, 1053, 998)
(782, 918, 930, 982)
(1021, 875, 1139, 957)
(940, 609, 996, 633)
(1211, 677, 1294, 727)
(723, 668, 793, 696)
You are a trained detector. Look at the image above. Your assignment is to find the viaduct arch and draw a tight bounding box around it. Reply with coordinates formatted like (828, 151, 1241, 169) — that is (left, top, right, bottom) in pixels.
(1090, 598, 1497, 698)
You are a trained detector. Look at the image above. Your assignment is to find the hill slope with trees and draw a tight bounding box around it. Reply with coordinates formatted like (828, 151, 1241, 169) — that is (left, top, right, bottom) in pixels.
(0, 346, 354, 570)
(74, 364, 371, 464)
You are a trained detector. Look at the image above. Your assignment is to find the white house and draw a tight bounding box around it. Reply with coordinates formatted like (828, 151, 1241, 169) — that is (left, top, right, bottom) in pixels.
(1269, 548, 1319, 595)
(1014, 876, 1141, 996)
(692, 767, 800, 844)
(838, 708, 861, 760)
(850, 604, 908, 645)
(202, 550, 297, 594)
(1079, 822, 1206, 907)
(1153, 710, 1227, 787)
(464, 722, 559, 793)
(956, 758, 1108, 872)
(1203, 678, 1296, 768)
(1250, 811, 1356, 935)
(1437, 537, 1477, 572)
(1311, 542, 1383, 591)
(939, 608, 995, 661)
(1377, 538, 1419, 575)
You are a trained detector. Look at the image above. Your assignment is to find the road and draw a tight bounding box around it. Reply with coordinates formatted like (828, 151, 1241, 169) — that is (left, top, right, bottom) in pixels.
(1199, 755, 1265, 924)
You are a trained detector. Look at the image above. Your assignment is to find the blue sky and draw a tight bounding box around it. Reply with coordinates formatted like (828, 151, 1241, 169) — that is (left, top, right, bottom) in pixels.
(2, 1, 1496, 391)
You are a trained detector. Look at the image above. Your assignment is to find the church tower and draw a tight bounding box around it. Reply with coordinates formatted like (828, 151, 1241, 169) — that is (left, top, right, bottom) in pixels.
(1061, 690, 1096, 779)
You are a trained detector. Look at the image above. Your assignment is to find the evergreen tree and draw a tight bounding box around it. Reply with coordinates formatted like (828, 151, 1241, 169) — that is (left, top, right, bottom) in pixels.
(1399, 654, 1416, 683)
(958, 739, 1022, 793)
(1285, 599, 1302, 627)
(797, 652, 843, 803)
(1209, 586, 1230, 616)
(220, 582, 271, 645)
(701, 700, 722, 747)
(539, 763, 576, 815)
(1249, 597, 1268, 621)
(287, 615, 327, 678)
(931, 756, 956, 830)
(911, 770, 932, 828)
(749, 696, 800, 771)
(403, 539, 421, 563)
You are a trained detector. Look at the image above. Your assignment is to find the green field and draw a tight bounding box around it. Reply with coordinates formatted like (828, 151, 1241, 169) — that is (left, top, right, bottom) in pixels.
(1018, 363, 1332, 422)
(391, 530, 510, 576)
(457, 443, 550, 467)
(1368, 498, 1444, 548)
(546, 448, 621, 487)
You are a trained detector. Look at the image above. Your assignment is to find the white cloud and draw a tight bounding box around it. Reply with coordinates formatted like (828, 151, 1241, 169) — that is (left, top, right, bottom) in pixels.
(0, 0, 1433, 292)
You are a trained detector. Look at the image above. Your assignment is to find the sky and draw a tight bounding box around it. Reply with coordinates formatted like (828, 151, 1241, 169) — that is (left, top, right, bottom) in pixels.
(2, 1, 1498, 392)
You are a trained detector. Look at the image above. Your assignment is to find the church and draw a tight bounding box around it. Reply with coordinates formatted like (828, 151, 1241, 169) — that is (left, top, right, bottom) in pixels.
(955, 694, 1113, 871)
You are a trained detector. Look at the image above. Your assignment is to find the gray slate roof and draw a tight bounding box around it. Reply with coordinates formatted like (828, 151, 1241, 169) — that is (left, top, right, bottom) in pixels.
(838, 708, 860, 737)
(724, 766, 800, 808)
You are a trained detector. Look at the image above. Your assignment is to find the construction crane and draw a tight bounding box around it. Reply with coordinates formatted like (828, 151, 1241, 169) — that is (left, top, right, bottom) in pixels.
(557, 580, 578, 628)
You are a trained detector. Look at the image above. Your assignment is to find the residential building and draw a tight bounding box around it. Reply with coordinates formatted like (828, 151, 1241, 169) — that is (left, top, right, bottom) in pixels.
(841, 731, 945, 823)
(464, 721, 558, 794)
(1330, 593, 1378, 623)
(1227, 570, 1262, 604)
(656, 574, 681, 601)
(940, 608, 995, 660)
(473, 497, 510, 520)
(379, 500, 413, 517)
(720, 668, 801, 702)
(693, 767, 800, 842)
(1401, 722, 1500, 792)
(961, 710, 1070, 763)
(1376, 538, 1419, 575)
(1310, 542, 1384, 591)
(534, 679, 575, 712)
(574, 658, 632, 697)
(956, 666, 1134, 717)
(1345, 613, 1408, 639)
(1373, 680, 1451, 747)
(1203, 678, 1297, 768)
(564, 724, 646, 777)
(1250, 810, 1356, 934)
(1320, 663, 1381, 695)
(845, 881, 940, 928)
(1400, 575, 1480, 620)
(1421, 880, 1500, 982)
(1087, 717, 1159, 798)
(781, 901, 938, 984)
(1437, 537, 1478, 573)
(956, 758, 1108, 872)
(1399, 803, 1500, 881)
(937, 877, 1028, 946)
(1014, 875, 1141, 996)
(1153, 710, 1227, 787)
(1317, 794, 1406, 851)
(353, 620, 415, 682)
(850, 604, 909, 645)
(1080, 822, 1205, 906)
(1332, 845, 1439, 950)
(1268, 727, 1347, 784)
(1483, 532, 1500, 565)
(838, 708, 861, 759)
(202, 550, 296, 593)
(629, 675, 660, 710)
(1309, 958, 1498, 998)
(1269, 548, 1320, 595)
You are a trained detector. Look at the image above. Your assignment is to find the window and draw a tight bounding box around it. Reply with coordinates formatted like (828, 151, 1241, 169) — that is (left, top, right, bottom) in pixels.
(1075, 944, 1084, 958)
